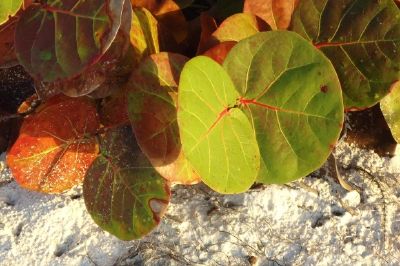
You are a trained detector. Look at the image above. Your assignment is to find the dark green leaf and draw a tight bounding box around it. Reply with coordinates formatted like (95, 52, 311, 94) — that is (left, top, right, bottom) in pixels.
(291, 0, 400, 109)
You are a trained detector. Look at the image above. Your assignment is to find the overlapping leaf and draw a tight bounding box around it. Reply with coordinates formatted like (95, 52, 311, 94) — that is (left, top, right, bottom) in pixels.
(290, 0, 400, 109)
(381, 82, 400, 143)
(244, 0, 299, 30)
(0, 0, 23, 26)
(132, 0, 190, 43)
(203, 41, 236, 65)
(178, 56, 260, 193)
(206, 13, 270, 49)
(128, 52, 200, 185)
(15, 0, 126, 82)
(6, 95, 100, 193)
(34, 0, 133, 98)
(83, 126, 170, 240)
(224, 31, 344, 183)
(130, 7, 160, 66)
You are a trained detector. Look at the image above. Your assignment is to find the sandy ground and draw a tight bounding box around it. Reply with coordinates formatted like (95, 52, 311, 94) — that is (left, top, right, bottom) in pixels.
(1, 141, 400, 266)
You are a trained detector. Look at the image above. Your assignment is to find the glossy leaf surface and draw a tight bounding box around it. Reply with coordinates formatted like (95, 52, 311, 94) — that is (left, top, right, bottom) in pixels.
(128, 52, 200, 185)
(291, 0, 400, 109)
(15, 0, 125, 82)
(6, 95, 100, 193)
(244, 0, 299, 30)
(381, 82, 400, 143)
(224, 31, 344, 183)
(83, 126, 170, 240)
(178, 56, 260, 193)
(0, 0, 23, 25)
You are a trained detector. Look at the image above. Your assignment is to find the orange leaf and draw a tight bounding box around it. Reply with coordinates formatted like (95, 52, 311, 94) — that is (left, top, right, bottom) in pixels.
(203, 41, 236, 65)
(244, 0, 299, 30)
(7, 95, 100, 193)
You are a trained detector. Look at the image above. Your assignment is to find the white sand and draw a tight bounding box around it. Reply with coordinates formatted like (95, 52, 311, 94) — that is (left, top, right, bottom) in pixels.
(1, 141, 400, 265)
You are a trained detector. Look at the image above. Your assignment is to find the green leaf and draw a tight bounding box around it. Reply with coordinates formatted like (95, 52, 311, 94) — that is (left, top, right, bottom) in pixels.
(127, 52, 200, 185)
(130, 7, 160, 66)
(178, 56, 260, 194)
(224, 31, 344, 183)
(381, 82, 400, 143)
(290, 0, 400, 110)
(83, 126, 170, 240)
(0, 0, 23, 25)
(15, 0, 126, 82)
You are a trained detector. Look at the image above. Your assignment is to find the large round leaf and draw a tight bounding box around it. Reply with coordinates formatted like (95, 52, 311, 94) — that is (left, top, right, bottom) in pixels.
(127, 52, 200, 185)
(381, 82, 400, 143)
(83, 126, 170, 240)
(15, 0, 126, 82)
(290, 0, 400, 109)
(178, 56, 260, 194)
(0, 0, 23, 25)
(224, 31, 344, 184)
(6, 95, 100, 193)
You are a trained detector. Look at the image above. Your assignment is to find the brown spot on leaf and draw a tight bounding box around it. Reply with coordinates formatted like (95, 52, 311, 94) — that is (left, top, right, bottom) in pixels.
(320, 85, 328, 93)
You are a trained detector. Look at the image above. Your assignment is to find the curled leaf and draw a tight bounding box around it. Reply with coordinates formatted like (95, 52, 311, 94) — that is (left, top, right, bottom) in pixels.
(128, 52, 200, 185)
(291, 0, 400, 109)
(6, 95, 100, 193)
(83, 126, 170, 240)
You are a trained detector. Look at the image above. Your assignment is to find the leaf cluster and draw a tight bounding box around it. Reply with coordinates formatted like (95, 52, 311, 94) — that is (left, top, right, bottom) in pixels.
(0, 0, 399, 240)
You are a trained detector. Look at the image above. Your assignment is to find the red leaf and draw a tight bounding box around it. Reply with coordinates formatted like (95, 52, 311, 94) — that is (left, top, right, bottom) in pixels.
(203, 41, 236, 65)
(7, 95, 100, 193)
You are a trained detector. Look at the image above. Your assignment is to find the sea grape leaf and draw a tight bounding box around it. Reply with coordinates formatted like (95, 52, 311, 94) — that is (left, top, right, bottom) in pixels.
(131, 7, 160, 66)
(6, 95, 100, 193)
(83, 126, 170, 240)
(132, 0, 190, 43)
(381, 82, 400, 143)
(178, 56, 260, 193)
(203, 41, 236, 65)
(224, 31, 344, 184)
(290, 0, 400, 110)
(243, 0, 299, 30)
(34, 0, 133, 98)
(15, 0, 126, 82)
(0, 0, 23, 26)
(208, 13, 270, 48)
(128, 52, 200, 185)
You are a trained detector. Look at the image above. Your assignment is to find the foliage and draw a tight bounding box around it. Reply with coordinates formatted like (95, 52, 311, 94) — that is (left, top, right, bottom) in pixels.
(0, 0, 399, 240)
